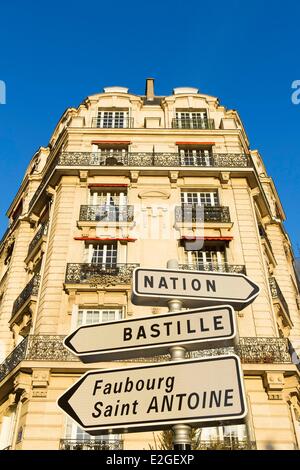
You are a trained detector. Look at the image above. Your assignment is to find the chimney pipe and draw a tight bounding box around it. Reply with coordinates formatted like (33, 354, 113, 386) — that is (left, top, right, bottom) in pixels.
(145, 78, 155, 101)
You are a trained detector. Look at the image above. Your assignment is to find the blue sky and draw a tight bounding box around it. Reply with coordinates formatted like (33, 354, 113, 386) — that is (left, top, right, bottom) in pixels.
(0, 0, 299, 252)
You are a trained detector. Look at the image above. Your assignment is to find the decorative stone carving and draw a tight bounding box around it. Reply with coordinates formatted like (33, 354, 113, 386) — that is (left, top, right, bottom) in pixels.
(138, 190, 170, 200)
(46, 186, 55, 198)
(13, 372, 31, 402)
(263, 371, 285, 400)
(220, 172, 230, 184)
(32, 369, 50, 398)
(130, 171, 139, 186)
(169, 171, 179, 185)
(79, 170, 88, 183)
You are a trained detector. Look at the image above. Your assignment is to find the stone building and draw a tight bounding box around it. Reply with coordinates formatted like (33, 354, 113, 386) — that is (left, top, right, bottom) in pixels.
(0, 79, 299, 450)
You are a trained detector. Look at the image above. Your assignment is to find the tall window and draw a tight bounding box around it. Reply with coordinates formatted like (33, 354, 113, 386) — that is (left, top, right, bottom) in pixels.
(179, 148, 212, 166)
(175, 111, 209, 129)
(181, 191, 218, 207)
(96, 111, 129, 128)
(87, 189, 129, 222)
(185, 245, 226, 270)
(86, 243, 118, 267)
(77, 308, 123, 327)
(89, 190, 127, 207)
(0, 409, 16, 450)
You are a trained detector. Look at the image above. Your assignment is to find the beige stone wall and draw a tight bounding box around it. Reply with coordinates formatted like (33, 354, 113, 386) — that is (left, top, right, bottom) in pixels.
(0, 85, 299, 450)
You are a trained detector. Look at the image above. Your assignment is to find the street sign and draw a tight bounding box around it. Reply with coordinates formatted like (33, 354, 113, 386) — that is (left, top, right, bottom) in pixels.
(57, 355, 247, 435)
(63, 305, 236, 362)
(131, 268, 260, 310)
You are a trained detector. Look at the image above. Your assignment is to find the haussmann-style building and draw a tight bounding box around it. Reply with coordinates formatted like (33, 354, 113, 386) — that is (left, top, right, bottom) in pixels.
(0, 79, 300, 450)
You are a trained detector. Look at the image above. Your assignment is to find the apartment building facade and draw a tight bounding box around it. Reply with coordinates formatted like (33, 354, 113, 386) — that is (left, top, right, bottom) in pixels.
(0, 79, 299, 450)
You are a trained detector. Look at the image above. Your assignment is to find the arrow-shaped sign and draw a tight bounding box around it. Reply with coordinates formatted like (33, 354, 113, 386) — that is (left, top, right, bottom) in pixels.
(131, 268, 260, 310)
(57, 356, 247, 435)
(64, 305, 236, 363)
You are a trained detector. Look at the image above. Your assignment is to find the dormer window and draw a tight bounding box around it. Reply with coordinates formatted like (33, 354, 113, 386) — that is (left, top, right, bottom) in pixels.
(94, 109, 132, 128)
(173, 110, 214, 129)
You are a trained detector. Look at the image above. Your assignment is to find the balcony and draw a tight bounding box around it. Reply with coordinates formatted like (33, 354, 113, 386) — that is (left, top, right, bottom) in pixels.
(191, 337, 292, 364)
(0, 335, 76, 382)
(91, 117, 134, 129)
(27, 222, 49, 257)
(59, 439, 123, 450)
(65, 263, 139, 286)
(57, 152, 251, 168)
(0, 335, 297, 384)
(172, 117, 215, 129)
(269, 277, 291, 323)
(79, 205, 134, 223)
(11, 273, 41, 318)
(179, 263, 246, 275)
(198, 439, 256, 450)
(175, 205, 231, 224)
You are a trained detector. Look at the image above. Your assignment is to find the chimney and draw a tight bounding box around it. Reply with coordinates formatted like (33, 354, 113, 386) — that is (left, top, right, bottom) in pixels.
(145, 78, 155, 101)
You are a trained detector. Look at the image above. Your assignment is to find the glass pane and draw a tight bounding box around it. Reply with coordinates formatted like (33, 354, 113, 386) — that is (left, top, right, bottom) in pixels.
(77, 311, 83, 327)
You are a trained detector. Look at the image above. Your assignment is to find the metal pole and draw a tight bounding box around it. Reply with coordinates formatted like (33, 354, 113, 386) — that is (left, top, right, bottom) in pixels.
(167, 259, 192, 451)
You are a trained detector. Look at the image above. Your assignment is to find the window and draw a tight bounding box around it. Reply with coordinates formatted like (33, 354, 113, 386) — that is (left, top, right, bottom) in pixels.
(96, 110, 129, 128)
(0, 409, 16, 450)
(77, 308, 123, 327)
(175, 111, 209, 129)
(185, 245, 226, 269)
(179, 148, 212, 166)
(199, 424, 248, 445)
(86, 243, 118, 267)
(181, 191, 218, 207)
(88, 189, 128, 221)
(65, 419, 121, 448)
(89, 190, 127, 207)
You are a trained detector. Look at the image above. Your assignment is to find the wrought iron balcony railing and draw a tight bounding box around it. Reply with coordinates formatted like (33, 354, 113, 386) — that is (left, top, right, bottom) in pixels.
(11, 273, 41, 317)
(65, 263, 139, 285)
(0, 335, 297, 384)
(269, 277, 290, 319)
(0, 335, 76, 382)
(237, 337, 292, 364)
(59, 439, 123, 450)
(172, 117, 215, 129)
(0, 336, 28, 382)
(198, 439, 256, 450)
(91, 117, 134, 129)
(175, 205, 231, 223)
(27, 222, 49, 256)
(79, 205, 134, 223)
(179, 263, 246, 275)
(189, 337, 292, 364)
(57, 152, 251, 168)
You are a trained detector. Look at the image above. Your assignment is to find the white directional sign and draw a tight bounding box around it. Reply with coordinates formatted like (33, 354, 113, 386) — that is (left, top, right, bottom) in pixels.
(57, 355, 247, 434)
(132, 268, 260, 310)
(63, 305, 236, 362)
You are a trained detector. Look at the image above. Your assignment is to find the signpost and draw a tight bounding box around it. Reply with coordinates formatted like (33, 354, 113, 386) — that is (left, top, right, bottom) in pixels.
(57, 355, 247, 435)
(63, 305, 236, 363)
(59, 258, 260, 450)
(131, 267, 260, 310)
